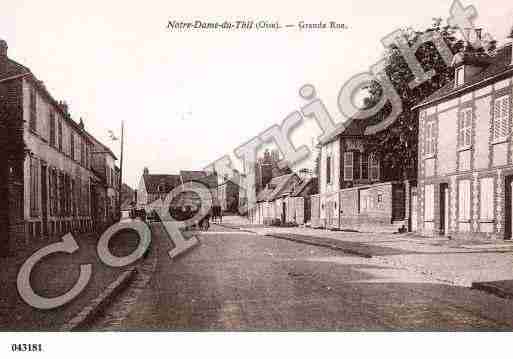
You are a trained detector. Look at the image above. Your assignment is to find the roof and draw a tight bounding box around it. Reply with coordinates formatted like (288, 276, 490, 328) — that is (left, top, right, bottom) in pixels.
(291, 177, 318, 197)
(319, 111, 384, 145)
(180, 170, 207, 182)
(257, 173, 298, 202)
(143, 174, 181, 194)
(415, 43, 513, 109)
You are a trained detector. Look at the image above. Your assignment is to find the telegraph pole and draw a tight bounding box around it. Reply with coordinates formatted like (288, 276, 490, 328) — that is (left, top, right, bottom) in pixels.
(118, 121, 124, 218)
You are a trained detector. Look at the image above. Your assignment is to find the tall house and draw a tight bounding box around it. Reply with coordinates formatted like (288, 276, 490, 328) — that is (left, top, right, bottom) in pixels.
(315, 113, 408, 231)
(414, 42, 513, 239)
(0, 39, 97, 242)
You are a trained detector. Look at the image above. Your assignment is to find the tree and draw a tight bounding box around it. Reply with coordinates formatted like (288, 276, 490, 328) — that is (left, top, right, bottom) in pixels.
(363, 19, 496, 181)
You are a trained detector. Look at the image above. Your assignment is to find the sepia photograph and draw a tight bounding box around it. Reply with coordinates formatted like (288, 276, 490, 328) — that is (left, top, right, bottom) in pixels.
(1, 0, 513, 357)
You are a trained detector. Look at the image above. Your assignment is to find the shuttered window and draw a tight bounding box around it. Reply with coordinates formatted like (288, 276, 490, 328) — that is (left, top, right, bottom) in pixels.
(353, 152, 360, 180)
(70, 133, 75, 160)
(458, 108, 472, 147)
(58, 120, 63, 152)
(326, 155, 331, 184)
(425, 121, 436, 156)
(370, 154, 379, 181)
(493, 95, 510, 140)
(361, 153, 368, 179)
(30, 157, 39, 216)
(480, 177, 494, 220)
(459, 180, 471, 221)
(424, 184, 434, 221)
(29, 86, 37, 132)
(49, 110, 56, 147)
(343, 152, 353, 181)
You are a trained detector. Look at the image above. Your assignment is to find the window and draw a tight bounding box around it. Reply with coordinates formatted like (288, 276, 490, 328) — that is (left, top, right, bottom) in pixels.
(361, 153, 369, 180)
(480, 177, 494, 220)
(81, 141, 85, 165)
(455, 67, 465, 87)
(29, 157, 39, 216)
(370, 154, 379, 181)
(459, 180, 471, 221)
(425, 121, 436, 156)
(58, 120, 63, 152)
(70, 133, 75, 160)
(326, 155, 332, 184)
(59, 172, 65, 216)
(353, 152, 360, 180)
(49, 111, 56, 147)
(424, 184, 434, 221)
(29, 86, 37, 132)
(493, 95, 510, 141)
(458, 108, 472, 147)
(344, 152, 353, 181)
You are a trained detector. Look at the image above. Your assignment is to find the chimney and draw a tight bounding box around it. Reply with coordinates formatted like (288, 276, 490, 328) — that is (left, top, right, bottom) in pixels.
(143, 167, 149, 176)
(78, 117, 85, 130)
(0, 39, 7, 58)
(58, 101, 69, 115)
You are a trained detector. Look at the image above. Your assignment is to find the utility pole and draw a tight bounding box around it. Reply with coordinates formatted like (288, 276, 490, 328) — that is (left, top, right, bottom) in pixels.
(118, 121, 124, 218)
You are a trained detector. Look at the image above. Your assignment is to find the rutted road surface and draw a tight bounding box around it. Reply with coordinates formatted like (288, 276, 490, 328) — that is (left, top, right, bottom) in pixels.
(90, 224, 513, 330)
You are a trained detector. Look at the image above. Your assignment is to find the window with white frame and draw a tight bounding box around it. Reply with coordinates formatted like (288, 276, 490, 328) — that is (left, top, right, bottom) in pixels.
(326, 155, 332, 184)
(455, 67, 465, 87)
(343, 152, 353, 181)
(480, 177, 494, 220)
(493, 95, 510, 141)
(424, 184, 434, 221)
(458, 108, 472, 147)
(370, 154, 379, 181)
(425, 120, 436, 156)
(459, 179, 471, 221)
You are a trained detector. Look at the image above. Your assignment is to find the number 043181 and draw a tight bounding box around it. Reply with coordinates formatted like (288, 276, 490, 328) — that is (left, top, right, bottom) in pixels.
(11, 344, 43, 352)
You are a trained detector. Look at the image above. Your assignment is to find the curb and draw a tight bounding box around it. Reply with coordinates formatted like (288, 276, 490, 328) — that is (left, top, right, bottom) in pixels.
(265, 233, 373, 258)
(471, 282, 513, 300)
(215, 223, 258, 234)
(60, 268, 137, 331)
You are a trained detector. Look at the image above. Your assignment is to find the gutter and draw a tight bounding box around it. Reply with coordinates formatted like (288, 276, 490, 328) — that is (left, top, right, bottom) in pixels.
(413, 66, 513, 110)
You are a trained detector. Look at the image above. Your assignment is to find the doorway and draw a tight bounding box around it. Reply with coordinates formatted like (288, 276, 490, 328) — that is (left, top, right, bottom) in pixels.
(439, 183, 449, 236)
(505, 176, 513, 240)
(281, 201, 286, 224)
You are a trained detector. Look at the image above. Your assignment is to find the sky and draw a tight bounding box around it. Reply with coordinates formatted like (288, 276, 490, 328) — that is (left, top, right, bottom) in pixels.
(2, 0, 513, 188)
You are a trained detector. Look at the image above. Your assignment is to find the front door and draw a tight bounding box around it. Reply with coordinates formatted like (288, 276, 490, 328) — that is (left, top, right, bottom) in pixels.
(41, 164, 48, 236)
(439, 183, 449, 236)
(505, 176, 513, 240)
(281, 201, 286, 224)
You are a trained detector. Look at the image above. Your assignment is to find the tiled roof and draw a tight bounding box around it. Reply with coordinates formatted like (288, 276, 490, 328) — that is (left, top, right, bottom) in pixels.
(416, 43, 513, 109)
(291, 177, 318, 197)
(143, 174, 181, 194)
(319, 112, 384, 145)
(259, 173, 298, 201)
(180, 170, 208, 182)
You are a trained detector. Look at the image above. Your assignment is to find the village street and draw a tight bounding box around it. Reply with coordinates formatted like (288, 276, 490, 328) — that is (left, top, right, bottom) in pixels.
(89, 220, 513, 331)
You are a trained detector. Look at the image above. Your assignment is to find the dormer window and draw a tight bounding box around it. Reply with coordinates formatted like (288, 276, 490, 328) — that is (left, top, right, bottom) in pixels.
(455, 66, 465, 87)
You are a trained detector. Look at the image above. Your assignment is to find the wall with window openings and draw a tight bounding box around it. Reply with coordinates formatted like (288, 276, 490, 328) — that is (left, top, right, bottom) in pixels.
(22, 78, 94, 238)
(418, 76, 513, 239)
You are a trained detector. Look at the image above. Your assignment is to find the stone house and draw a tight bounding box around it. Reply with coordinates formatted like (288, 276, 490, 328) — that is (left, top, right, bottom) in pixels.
(0, 39, 107, 244)
(251, 173, 301, 225)
(413, 42, 513, 240)
(314, 113, 409, 231)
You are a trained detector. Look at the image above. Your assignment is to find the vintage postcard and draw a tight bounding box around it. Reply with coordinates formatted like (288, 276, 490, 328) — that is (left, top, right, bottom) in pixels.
(1, 0, 513, 357)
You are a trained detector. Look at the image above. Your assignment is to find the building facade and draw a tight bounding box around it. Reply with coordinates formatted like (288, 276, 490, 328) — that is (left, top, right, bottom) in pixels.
(0, 39, 109, 244)
(415, 43, 513, 240)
